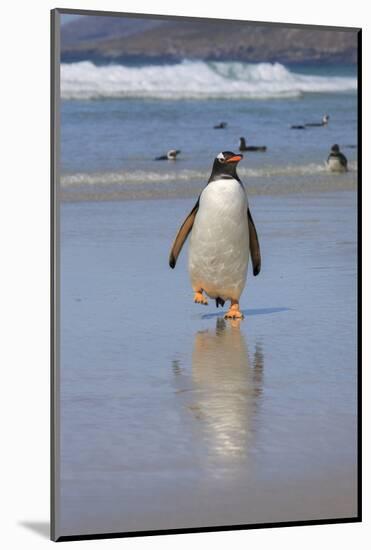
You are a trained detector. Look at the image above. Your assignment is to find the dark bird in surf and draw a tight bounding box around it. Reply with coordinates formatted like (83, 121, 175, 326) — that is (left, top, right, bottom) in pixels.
(326, 144, 348, 172)
(213, 122, 227, 129)
(305, 114, 330, 127)
(155, 149, 181, 161)
(169, 151, 261, 320)
(290, 125, 306, 130)
(239, 137, 267, 152)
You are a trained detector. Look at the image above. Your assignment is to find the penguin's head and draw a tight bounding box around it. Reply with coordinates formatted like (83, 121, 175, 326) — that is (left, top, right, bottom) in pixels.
(331, 144, 340, 153)
(211, 151, 243, 178)
(167, 149, 181, 160)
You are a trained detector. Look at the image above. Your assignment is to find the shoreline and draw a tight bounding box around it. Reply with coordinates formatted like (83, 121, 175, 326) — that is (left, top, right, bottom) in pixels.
(59, 179, 358, 204)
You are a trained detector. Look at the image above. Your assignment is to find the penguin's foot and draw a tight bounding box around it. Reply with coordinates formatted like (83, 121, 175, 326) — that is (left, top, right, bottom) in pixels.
(194, 291, 208, 305)
(224, 301, 244, 320)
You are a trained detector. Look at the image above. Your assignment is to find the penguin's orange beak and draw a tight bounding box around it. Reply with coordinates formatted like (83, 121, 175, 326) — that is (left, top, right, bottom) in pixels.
(226, 154, 243, 163)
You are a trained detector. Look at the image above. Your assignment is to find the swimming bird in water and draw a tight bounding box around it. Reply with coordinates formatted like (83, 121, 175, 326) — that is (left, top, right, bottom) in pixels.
(290, 124, 306, 130)
(169, 151, 261, 320)
(213, 122, 227, 129)
(155, 149, 181, 160)
(326, 144, 348, 172)
(239, 137, 267, 152)
(305, 114, 330, 127)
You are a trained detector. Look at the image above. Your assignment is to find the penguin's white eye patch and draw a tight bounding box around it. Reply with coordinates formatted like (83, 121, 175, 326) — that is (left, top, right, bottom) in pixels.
(217, 152, 225, 163)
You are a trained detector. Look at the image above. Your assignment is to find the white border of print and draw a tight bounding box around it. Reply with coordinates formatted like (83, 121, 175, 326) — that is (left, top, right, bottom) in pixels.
(1, 0, 369, 549)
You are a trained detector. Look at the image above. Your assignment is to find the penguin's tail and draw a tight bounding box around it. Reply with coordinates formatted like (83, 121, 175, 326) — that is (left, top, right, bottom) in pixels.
(215, 297, 225, 308)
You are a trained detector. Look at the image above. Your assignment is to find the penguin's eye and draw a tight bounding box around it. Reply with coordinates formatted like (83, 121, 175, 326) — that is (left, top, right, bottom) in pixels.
(218, 157, 225, 164)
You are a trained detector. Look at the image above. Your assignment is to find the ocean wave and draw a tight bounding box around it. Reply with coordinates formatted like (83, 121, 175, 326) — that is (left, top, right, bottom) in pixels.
(61, 162, 358, 187)
(61, 60, 357, 100)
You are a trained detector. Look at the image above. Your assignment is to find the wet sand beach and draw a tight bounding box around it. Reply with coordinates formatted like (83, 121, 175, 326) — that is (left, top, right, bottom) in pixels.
(58, 190, 357, 536)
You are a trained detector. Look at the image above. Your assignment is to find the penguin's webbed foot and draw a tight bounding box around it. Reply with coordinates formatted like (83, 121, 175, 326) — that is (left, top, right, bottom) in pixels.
(194, 291, 208, 305)
(224, 301, 244, 320)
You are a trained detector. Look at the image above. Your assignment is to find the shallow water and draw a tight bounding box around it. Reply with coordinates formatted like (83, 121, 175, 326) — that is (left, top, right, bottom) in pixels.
(59, 191, 357, 536)
(60, 61, 357, 201)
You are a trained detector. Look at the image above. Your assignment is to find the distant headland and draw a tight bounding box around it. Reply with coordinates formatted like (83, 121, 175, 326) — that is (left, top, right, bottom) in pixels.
(61, 15, 358, 65)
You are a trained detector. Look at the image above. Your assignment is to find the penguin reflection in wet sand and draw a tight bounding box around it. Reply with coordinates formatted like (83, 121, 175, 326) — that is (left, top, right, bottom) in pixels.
(326, 144, 348, 172)
(169, 151, 261, 320)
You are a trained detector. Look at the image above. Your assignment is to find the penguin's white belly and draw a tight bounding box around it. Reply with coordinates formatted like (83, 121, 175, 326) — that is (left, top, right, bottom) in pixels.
(327, 158, 347, 172)
(188, 178, 249, 301)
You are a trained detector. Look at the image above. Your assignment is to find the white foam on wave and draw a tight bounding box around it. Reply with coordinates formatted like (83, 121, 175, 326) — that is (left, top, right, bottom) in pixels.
(61, 60, 357, 100)
(61, 161, 357, 187)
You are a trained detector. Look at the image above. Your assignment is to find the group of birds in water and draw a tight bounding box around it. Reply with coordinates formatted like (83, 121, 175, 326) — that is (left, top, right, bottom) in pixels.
(156, 113, 350, 172)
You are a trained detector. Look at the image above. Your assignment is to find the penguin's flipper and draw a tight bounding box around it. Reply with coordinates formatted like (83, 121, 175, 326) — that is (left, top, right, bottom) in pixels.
(169, 199, 199, 269)
(247, 208, 261, 276)
(339, 153, 348, 168)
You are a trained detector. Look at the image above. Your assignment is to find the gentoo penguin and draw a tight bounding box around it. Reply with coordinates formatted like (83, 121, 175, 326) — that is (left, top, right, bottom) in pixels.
(326, 144, 348, 172)
(239, 137, 267, 152)
(322, 114, 330, 125)
(155, 149, 181, 160)
(213, 122, 227, 129)
(305, 114, 330, 127)
(169, 151, 261, 320)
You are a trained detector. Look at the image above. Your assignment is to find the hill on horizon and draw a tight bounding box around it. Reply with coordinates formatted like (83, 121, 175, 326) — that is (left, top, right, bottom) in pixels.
(60, 14, 358, 65)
